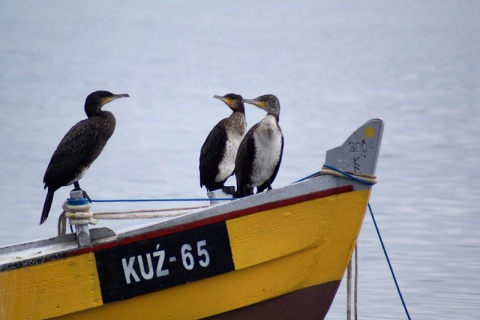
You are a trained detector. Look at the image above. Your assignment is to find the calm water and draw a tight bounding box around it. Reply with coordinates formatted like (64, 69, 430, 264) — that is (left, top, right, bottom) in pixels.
(1, 1, 479, 319)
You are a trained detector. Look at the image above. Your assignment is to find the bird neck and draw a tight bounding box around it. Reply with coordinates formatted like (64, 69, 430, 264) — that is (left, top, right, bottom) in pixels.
(227, 111, 247, 135)
(85, 107, 107, 118)
(267, 112, 279, 122)
(233, 108, 245, 117)
(229, 104, 245, 114)
(99, 110, 115, 121)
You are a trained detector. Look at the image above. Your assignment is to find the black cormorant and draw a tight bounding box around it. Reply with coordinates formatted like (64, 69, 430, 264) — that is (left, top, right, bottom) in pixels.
(40, 90, 129, 224)
(199, 93, 247, 194)
(234, 94, 284, 198)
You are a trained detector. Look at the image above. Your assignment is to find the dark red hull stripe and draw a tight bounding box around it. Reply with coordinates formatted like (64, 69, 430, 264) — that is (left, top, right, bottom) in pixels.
(84, 185, 353, 254)
(203, 280, 342, 320)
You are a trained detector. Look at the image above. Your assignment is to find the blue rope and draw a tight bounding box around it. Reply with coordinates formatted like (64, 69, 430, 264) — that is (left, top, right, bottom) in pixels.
(320, 165, 411, 318)
(368, 203, 412, 320)
(291, 171, 321, 184)
(322, 164, 375, 185)
(90, 170, 326, 203)
(91, 198, 236, 203)
(90, 165, 368, 203)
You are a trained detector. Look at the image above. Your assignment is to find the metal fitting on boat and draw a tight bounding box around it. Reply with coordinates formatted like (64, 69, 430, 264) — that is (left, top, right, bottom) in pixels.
(62, 190, 95, 247)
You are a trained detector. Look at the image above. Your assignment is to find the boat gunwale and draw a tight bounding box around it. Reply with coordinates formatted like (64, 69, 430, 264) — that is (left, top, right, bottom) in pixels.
(89, 184, 354, 252)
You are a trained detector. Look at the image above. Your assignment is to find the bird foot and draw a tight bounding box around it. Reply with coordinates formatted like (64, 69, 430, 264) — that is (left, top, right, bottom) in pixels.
(83, 190, 92, 202)
(257, 186, 273, 194)
(222, 186, 236, 195)
(71, 187, 91, 202)
(234, 187, 253, 198)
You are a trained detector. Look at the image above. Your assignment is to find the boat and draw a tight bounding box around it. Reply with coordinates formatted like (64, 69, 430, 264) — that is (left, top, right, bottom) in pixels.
(0, 118, 384, 320)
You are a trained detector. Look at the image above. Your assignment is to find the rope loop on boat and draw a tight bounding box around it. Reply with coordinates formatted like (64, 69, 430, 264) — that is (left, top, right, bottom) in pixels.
(91, 205, 209, 220)
(62, 200, 97, 225)
(320, 164, 377, 185)
(57, 205, 210, 235)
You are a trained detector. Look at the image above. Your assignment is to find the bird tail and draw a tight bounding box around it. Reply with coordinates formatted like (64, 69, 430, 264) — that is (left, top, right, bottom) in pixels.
(40, 190, 54, 225)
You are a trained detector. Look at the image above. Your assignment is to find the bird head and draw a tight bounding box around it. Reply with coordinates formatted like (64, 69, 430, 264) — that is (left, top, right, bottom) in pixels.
(85, 91, 129, 117)
(243, 94, 280, 119)
(213, 93, 245, 113)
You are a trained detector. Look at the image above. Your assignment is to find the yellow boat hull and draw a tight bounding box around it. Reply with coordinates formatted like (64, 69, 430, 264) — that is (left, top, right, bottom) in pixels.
(1, 187, 369, 320)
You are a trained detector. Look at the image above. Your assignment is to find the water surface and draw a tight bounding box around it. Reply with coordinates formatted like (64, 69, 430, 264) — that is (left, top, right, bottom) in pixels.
(0, 1, 479, 319)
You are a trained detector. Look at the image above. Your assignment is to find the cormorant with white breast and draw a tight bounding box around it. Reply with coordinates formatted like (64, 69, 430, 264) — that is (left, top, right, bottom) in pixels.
(199, 93, 247, 194)
(234, 94, 284, 198)
(40, 90, 129, 224)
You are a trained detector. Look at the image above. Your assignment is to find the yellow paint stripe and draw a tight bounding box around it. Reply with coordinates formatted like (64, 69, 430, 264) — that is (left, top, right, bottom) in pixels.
(0, 253, 102, 320)
(227, 190, 370, 275)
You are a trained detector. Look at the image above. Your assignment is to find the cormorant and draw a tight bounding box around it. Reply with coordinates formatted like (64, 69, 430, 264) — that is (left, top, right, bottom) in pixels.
(40, 90, 129, 225)
(199, 93, 247, 194)
(234, 94, 284, 198)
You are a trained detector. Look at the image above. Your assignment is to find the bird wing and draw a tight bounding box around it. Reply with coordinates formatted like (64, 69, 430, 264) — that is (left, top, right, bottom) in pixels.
(199, 121, 227, 188)
(43, 119, 102, 188)
(234, 125, 257, 190)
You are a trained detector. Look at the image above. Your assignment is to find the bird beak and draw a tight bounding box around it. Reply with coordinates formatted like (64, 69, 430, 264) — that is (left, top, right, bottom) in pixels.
(214, 95, 231, 105)
(243, 98, 266, 109)
(105, 93, 130, 104)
